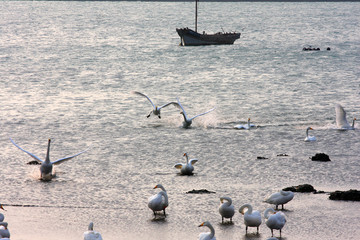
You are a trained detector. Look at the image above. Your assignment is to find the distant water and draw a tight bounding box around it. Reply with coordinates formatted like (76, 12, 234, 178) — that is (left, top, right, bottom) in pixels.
(0, 1, 359, 240)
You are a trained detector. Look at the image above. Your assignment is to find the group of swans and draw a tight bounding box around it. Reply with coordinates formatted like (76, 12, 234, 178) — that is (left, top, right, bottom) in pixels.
(10, 138, 89, 181)
(133, 91, 215, 128)
(0, 205, 10, 239)
(303, 104, 356, 142)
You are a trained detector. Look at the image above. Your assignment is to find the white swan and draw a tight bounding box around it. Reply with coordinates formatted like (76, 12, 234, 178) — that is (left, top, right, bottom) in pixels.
(132, 91, 178, 119)
(265, 190, 294, 210)
(0, 204, 7, 229)
(0, 225, 10, 239)
(84, 222, 103, 240)
(304, 127, 316, 142)
(264, 208, 286, 237)
(198, 221, 216, 240)
(335, 104, 356, 130)
(148, 184, 168, 217)
(176, 97, 215, 128)
(174, 152, 198, 175)
(218, 196, 235, 223)
(10, 138, 89, 181)
(234, 118, 255, 130)
(239, 204, 262, 234)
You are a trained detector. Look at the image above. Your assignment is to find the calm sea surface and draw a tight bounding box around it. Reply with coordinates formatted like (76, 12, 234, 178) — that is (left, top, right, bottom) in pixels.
(0, 1, 359, 240)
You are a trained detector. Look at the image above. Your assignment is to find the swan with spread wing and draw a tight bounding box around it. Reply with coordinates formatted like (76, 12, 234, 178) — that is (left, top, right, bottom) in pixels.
(10, 138, 89, 181)
(132, 91, 179, 119)
(174, 152, 198, 175)
(335, 104, 356, 130)
(176, 97, 215, 128)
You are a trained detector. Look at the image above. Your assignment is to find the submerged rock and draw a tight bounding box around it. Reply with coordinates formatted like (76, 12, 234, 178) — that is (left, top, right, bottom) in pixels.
(329, 189, 360, 201)
(186, 189, 216, 194)
(257, 156, 268, 160)
(27, 160, 41, 165)
(277, 153, 289, 157)
(311, 153, 331, 162)
(283, 184, 316, 193)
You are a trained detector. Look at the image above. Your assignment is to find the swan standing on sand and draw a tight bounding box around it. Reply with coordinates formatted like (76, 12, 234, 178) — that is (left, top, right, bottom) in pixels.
(239, 204, 262, 234)
(264, 208, 286, 237)
(174, 152, 198, 175)
(219, 196, 235, 223)
(198, 221, 216, 240)
(265, 190, 294, 210)
(304, 127, 316, 142)
(132, 91, 179, 119)
(148, 184, 168, 217)
(0, 204, 8, 229)
(0, 225, 10, 239)
(335, 104, 356, 130)
(234, 118, 255, 130)
(10, 138, 89, 181)
(176, 97, 215, 128)
(84, 222, 103, 240)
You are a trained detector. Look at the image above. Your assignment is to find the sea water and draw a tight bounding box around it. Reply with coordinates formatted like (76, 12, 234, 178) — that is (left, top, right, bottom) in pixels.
(0, 1, 359, 239)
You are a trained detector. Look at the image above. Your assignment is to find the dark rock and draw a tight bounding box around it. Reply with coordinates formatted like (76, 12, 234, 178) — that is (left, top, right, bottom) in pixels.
(27, 160, 41, 165)
(186, 189, 216, 194)
(257, 156, 268, 160)
(283, 184, 316, 193)
(329, 189, 360, 201)
(311, 153, 331, 162)
(277, 153, 289, 157)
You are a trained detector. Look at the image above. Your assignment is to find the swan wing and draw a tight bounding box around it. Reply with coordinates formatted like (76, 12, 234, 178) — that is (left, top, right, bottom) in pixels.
(189, 107, 216, 121)
(335, 104, 350, 128)
(174, 163, 184, 169)
(158, 101, 179, 110)
(52, 148, 89, 165)
(176, 97, 189, 120)
(132, 91, 156, 109)
(10, 138, 44, 163)
(189, 159, 198, 165)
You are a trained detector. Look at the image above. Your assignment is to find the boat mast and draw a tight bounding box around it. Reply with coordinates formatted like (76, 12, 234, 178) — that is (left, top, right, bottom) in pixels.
(195, 0, 198, 32)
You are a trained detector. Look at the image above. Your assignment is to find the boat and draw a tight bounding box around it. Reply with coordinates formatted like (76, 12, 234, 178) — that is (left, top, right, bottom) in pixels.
(176, 0, 240, 46)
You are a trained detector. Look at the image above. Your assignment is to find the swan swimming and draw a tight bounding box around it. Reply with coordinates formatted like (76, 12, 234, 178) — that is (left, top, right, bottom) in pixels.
(234, 118, 255, 130)
(304, 127, 316, 142)
(84, 222, 103, 240)
(335, 104, 356, 130)
(10, 138, 89, 181)
(239, 204, 262, 234)
(148, 184, 168, 217)
(218, 196, 235, 223)
(176, 97, 215, 128)
(132, 91, 179, 119)
(265, 190, 294, 210)
(174, 152, 198, 175)
(198, 221, 216, 240)
(264, 208, 286, 237)
(0, 225, 10, 239)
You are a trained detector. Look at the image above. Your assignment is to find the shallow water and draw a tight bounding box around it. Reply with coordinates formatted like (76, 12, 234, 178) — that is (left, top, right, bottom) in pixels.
(0, 1, 359, 240)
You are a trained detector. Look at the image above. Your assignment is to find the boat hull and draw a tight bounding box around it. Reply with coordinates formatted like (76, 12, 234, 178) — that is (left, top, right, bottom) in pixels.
(176, 28, 240, 46)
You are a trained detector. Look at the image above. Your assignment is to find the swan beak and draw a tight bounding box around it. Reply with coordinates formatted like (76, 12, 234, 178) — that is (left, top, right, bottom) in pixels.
(0, 205, 4, 210)
(153, 185, 158, 189)
(354, 118, 357, 120)
(48, 138, 51, 142)
(309, 127, 313, 130)
(198, 222, 205, 227)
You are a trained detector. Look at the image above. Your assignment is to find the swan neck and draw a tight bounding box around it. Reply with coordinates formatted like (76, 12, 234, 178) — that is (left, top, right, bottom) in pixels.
(264, 208, 275, 219)
(46, 139, 51, 163)
(207, 224, 215, 238)
(240, 204, 252, 214)
(184, 153, 189, 163)
(88, 222, 94, 231)
(306, 128, 309, 137)
(352, 118, 356, 127)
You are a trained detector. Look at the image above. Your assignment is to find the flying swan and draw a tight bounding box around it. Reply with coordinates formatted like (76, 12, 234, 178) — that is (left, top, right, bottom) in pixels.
(304, 127, 316, 142)
(264, 208, 286, 238)
(234, 118, 255, 130)
(239, 204, 262, 234)
(10, 138, 89, 181)
(219, 196, 235, 223)
(335, 104, 356, 130)
(264, 190, 294, 210)
(198, 221, 216, 240)
(176, 97, 215, 128)
(132, 91, 179, 118)
(84, 222, 103, 240)
(148, 184, 168, 217)
(174, 152, 198, 175)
